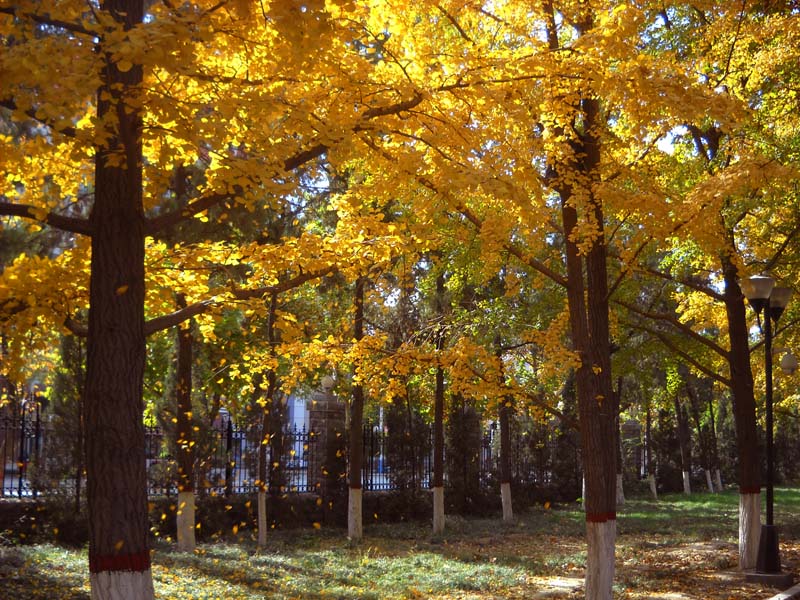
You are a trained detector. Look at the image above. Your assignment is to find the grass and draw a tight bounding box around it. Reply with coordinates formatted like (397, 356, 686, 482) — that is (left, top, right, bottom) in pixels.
(4, 488, 800, 599)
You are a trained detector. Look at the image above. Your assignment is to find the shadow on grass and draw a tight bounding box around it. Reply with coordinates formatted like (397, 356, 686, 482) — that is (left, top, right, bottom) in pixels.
(1, 551, 90, 600)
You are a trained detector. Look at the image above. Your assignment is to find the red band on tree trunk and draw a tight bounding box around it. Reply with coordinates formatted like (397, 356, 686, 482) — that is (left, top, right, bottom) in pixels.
(585, 512, 617, 523)
(89, 549, 151, 573)
(739, 486, 761, 494)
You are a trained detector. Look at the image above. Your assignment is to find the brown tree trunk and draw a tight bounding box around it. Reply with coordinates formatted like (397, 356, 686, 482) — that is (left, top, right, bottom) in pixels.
(348, 277, 365, 541)
(686, 380, 714, 492)
(85, 0, 153, 595)
(175, 296, 195, 552)
(557, 94, 617, 599)
(673, 394, 692, 494)
(432, 272, 446, 534)
(721, 252, 762, 568)
(258, 293, 278, 547)
(614, 378, 625, 506)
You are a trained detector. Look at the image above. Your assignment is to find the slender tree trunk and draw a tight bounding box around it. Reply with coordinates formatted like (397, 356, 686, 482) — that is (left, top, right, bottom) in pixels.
(686, 381, 714, 493)
(175, 296, 195, 552)
(499, 397, 513, 522)
(432, 273, 446, 535)
(674, 395, 692, 495)
(495, 338, 514, 522)
(348, 278, 365, 541)
(645, 407, 657, 500)
(721, 254, 762, 569)
(614, 378, 625, 506)
(74, 337, 85, 515)
(707, 395, 723, 491)
(258, 293, 279, 547)
(85, 1, 154, 596)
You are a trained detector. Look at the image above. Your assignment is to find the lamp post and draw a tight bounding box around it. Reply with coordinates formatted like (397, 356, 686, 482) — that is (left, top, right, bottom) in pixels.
(741, 274, 792, 575)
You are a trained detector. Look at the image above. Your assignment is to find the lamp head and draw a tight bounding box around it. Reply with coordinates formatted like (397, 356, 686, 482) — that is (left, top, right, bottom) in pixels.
(780, 351, 799, 376)
(769, 287, 793, 322)
(741, 274, 775, 315)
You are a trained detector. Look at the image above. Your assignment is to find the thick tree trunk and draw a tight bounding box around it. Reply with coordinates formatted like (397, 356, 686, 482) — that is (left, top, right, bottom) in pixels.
(557, 95, 617, 599)
(348, 278, 365, 542)
(175, 299, 195, 552)
(85, 1, 153, 596)
(721, 254, 762, 569)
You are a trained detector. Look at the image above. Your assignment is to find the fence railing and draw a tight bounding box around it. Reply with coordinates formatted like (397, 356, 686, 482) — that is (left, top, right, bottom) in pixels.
(2, 408, 577, 499)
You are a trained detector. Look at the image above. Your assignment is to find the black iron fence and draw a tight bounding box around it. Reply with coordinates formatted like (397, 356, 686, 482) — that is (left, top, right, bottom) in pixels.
(1, 401, 43, 498)
(2, 410, 577, 499)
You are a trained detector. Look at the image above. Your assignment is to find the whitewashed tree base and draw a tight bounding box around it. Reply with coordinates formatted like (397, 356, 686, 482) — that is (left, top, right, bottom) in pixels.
(585, 519, 616, 600)
(433, 486, 445, 534)
(257, 490, 267, 547)
(705, 470, 714, 493)
(739, 492, 761, 570)
(176, 491, 196, 553)
(648, 474, 658, 500)
(682, 471, 691, 495)
(715, 470, 723, 492)
(348, 487, 363, 541)
(501, 482, 513, 522)
(91, 569, 155, 600)
(615, 474, 625, 506)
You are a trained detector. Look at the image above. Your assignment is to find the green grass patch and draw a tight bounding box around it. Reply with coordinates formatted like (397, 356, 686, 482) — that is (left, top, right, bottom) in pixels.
(4, 488, 800, 598)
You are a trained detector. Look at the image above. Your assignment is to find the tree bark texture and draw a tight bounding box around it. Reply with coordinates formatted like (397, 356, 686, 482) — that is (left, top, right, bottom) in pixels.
(85, 1, 153, 596)
(721, 253, 762, 568)
(673, 395, 692, 494)
(175, 299, 195, 552)
(558, 95, 617, 599)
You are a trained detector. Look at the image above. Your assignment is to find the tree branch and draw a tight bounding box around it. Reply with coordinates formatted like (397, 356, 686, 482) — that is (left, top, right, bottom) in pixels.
(615, 298, 729, 360)
(0, 99, 77, 138)
(0, 201, 92, 235)
(0, 7, 97, 37)
(144, 298, 217, 336)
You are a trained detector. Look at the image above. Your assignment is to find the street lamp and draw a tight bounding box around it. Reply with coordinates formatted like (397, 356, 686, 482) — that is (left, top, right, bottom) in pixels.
(741, 274, 793, 575)
(780, 350, 798, 376)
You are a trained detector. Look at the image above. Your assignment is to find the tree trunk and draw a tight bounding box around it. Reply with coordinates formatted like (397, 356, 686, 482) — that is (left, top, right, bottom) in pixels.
(175, 297, 195, 552)
(499, 400, 513, 522)
(645, 408, 658, 500)
(432, 273, 446, 535)
(258, 294, 278, 547)
(85, 0, 154, 596)
(348, 278, 365, 541)
(614, 379, 624, 506)
(721, 254, 762, 569)
(686, 381, 714, 493)
(496, 339, 513, 522)
(673, 395, 692, 495)
(558, 96, 616, 599)
(706, 390, 723, 492)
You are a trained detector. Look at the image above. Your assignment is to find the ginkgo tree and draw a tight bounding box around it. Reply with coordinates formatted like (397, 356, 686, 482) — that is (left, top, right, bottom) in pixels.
(0, 1, 440, 597)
